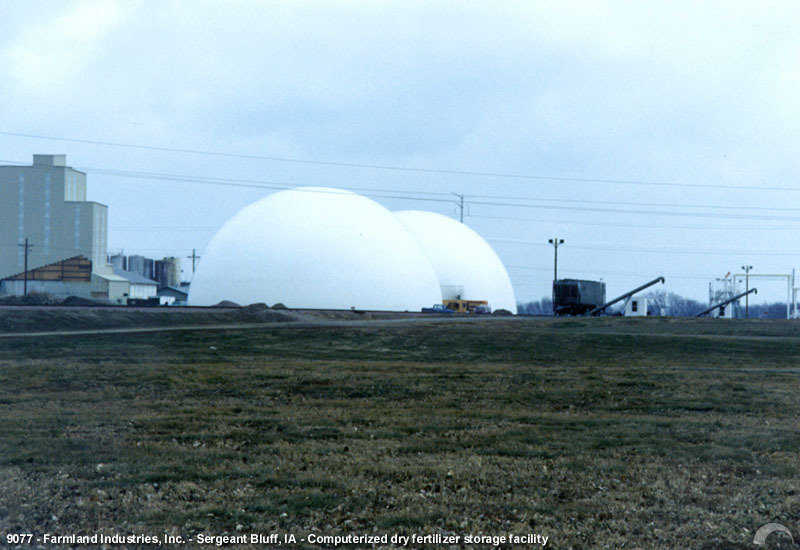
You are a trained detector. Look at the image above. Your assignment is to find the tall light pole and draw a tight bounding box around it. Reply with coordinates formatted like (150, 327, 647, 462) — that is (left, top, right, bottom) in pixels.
(549, 238, 564, 315)
(742, 265, 753, 318)
(548, 238, 564, 283)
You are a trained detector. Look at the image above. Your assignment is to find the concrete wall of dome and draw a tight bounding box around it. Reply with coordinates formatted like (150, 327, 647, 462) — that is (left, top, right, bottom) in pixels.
(190, 188, 443, 310)
(394, 210, 517, 314)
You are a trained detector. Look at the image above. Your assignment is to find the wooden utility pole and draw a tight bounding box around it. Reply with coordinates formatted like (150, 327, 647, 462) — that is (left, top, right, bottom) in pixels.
(186, 248, 201, 275)
(453, 193, 464, 223)
(18, 238, 33, 296)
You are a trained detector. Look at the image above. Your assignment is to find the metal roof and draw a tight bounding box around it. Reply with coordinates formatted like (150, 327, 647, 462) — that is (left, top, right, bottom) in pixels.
(112, 268, 158, 286)
(158, 285, 189, 298)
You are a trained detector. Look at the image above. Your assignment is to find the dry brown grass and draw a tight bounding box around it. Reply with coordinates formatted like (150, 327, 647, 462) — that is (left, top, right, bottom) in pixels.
(0, 317, 799, 548)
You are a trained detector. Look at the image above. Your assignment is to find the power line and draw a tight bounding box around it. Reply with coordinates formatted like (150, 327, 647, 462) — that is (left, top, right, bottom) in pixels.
(106, 248, 199, 252)
(3, 139, 798, 294)
(21, 235, 789, 260)
(467, 213, 800, 231)
(0, 159, 458, 204)
(0, 243, 197, 256)
(82, 166, 455, 197)
(469, 200, 800, 222)
(88, 172, 459, 205)
(0, 156, 800, 217)
(4, 157, 798, 217)
(507, 265, 715, 281)
(73, 166, 800, 214)
(492, 239, 800, 256)
(3, 129, 799, 192)
(112, 227, 217, 232)
(76, 167, 800, 221)
(466, 194, 800, 213)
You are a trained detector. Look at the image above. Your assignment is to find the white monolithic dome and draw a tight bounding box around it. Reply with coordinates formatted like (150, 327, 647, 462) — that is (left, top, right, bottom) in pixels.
(190, 187, 443, 310)
(394, 210, 517, 313)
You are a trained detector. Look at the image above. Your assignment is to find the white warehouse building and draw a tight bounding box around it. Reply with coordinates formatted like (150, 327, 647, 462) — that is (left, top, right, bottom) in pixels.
(190, 187, 517, 313)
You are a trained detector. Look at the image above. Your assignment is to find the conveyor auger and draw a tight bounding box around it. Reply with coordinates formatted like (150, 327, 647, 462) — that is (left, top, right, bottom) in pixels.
(589, 276, 666, 316)
(696, 288, 757, 317)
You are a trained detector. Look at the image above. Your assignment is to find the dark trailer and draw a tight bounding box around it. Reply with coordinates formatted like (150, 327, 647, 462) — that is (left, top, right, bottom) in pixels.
(553, 279, 606, 316)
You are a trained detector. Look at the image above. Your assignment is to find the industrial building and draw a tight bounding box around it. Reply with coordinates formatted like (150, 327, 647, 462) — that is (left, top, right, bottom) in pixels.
(190, 187, 517, 312)
(112, 268, 158, 300)
(109, 253, 182, 288)
(157, 285, 189, 306)
(0, 255, 95, 298)
(0, 155, 128, 302)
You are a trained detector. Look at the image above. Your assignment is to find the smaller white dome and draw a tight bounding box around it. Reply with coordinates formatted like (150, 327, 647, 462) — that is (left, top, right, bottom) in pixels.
(394, 210, 517, 313)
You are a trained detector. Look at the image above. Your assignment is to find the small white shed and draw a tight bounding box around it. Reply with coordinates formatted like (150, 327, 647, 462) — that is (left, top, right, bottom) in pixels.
(113, 268, 158, 300)
(624, 298, 648, 317)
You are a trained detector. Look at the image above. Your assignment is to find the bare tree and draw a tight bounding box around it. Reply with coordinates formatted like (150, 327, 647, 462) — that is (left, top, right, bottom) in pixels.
(517, 298, 553, 315)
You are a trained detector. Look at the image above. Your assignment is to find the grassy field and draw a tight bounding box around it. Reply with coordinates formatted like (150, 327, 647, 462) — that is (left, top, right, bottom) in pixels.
(1, 316, 799, 548)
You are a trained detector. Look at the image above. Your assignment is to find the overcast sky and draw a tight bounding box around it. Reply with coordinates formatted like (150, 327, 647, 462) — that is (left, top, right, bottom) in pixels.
(2, 1, 799, 305)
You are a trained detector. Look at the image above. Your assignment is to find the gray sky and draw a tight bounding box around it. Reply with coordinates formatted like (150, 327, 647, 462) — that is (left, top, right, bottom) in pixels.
(2, 1, 799, 304)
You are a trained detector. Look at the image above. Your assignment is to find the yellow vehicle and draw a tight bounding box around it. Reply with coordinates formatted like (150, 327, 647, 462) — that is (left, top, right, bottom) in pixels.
(442, 299, 489, 313)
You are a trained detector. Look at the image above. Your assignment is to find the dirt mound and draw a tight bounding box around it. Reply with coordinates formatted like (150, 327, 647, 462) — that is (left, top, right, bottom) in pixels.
(62, 296, 104, 306)
(0, 293, 60, 306)
(0, 306, 297, 333)
(213, 300, 240, 308)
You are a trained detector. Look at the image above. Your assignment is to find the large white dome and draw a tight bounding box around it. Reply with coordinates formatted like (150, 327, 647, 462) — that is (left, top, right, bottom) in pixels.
(394, 210, 517, 314)
(190, 188, 443, 309)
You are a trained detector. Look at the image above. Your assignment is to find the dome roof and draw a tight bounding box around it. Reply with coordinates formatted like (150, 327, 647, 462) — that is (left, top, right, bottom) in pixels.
(190, 188, 442, 309)
(394, 210, 517, 313)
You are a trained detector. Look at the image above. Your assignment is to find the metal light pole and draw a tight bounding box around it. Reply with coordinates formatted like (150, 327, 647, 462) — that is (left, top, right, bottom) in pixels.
(549, 238, 564, 315)
(548, 238, 564, 283)
(742, 265, 753, 318)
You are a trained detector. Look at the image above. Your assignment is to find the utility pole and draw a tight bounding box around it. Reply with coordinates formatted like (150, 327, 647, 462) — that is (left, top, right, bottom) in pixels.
(741, 265, 753, 318)
(186, 248, 201, 275)
(18, 238, 33, 297)
(453, 193, 464, 223)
